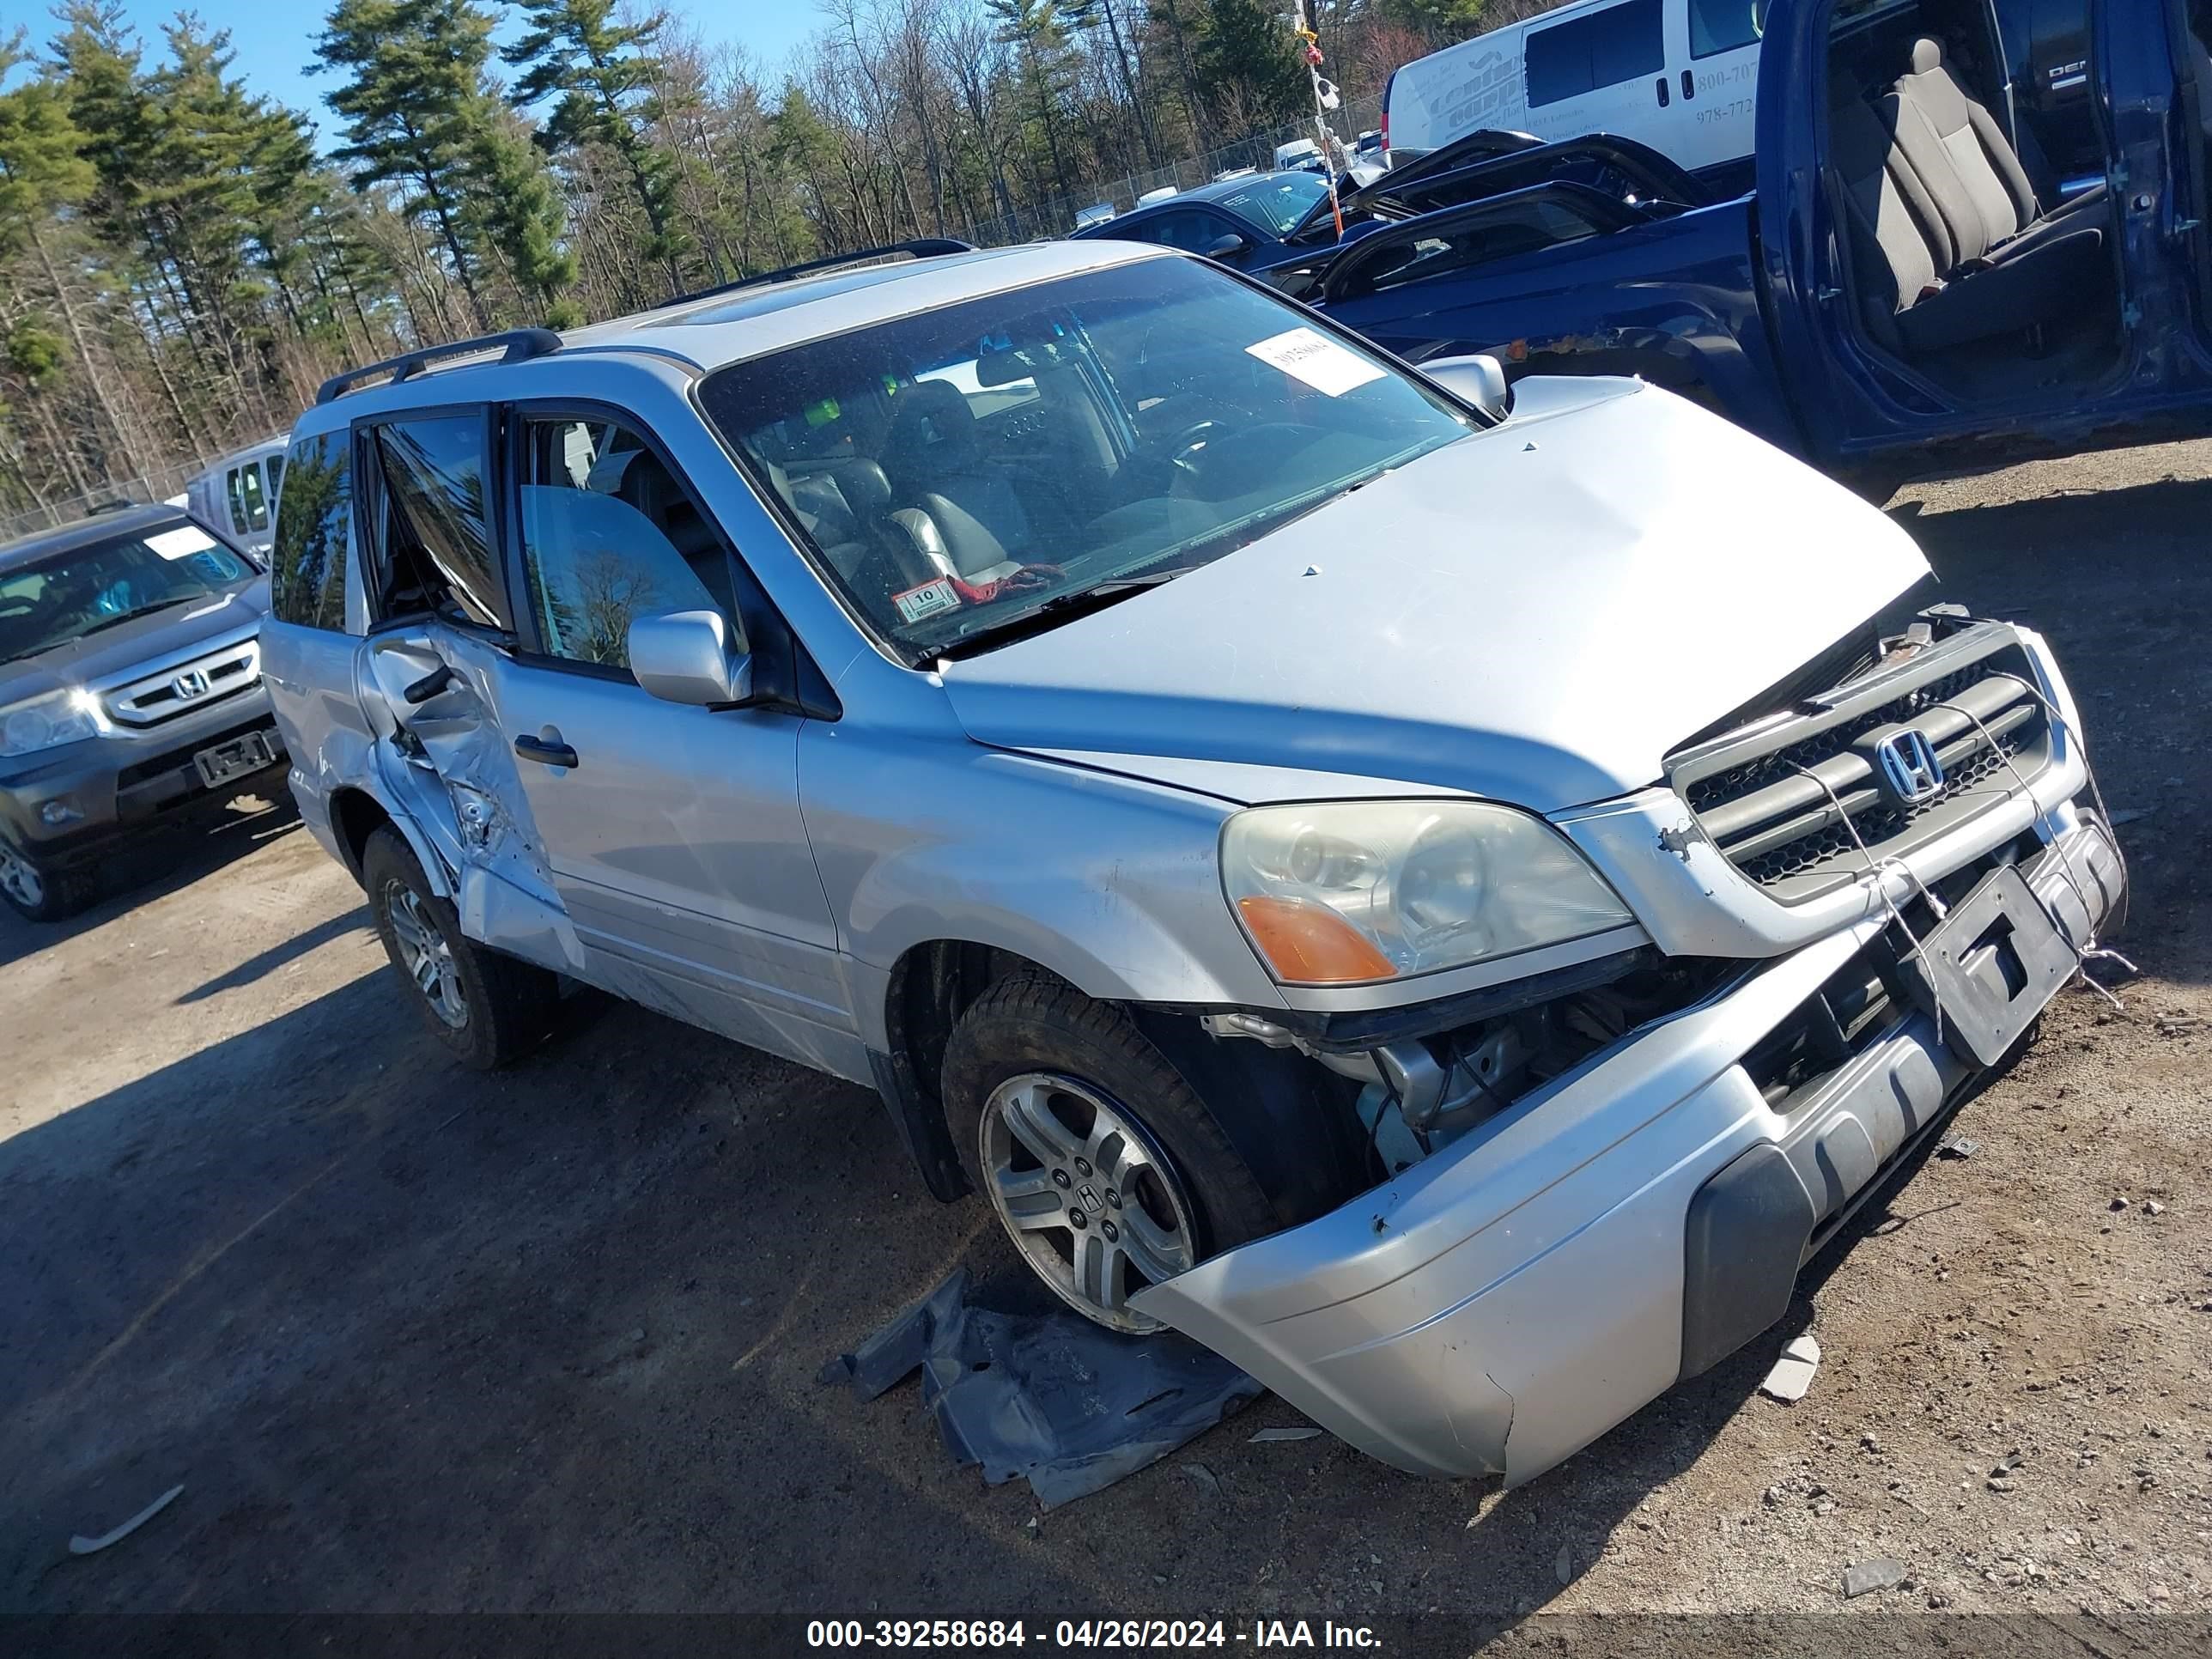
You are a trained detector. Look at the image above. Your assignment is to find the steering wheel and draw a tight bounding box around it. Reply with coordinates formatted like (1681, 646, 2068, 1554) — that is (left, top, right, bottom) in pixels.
(1165, 419, 1221, 482)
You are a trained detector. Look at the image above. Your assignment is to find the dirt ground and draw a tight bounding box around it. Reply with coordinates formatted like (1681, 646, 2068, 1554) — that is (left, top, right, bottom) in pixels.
(3, 441, 2210, 1648)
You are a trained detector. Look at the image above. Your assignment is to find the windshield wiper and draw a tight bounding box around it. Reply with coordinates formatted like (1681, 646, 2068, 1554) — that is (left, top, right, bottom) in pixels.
(933, 570, 1187, 660)
(65, 595, 208, 640)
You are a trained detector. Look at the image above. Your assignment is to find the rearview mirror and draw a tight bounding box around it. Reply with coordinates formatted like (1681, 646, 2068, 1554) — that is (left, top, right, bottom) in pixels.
(628, 609, 753, 708)
(1204, 232, 1250, 261)
(1421, 353, 1512, 422)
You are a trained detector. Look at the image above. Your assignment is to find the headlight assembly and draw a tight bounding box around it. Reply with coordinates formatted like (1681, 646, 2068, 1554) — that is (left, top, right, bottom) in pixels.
(0, 690, 102, 760)
(1222, 799, 1633, 985)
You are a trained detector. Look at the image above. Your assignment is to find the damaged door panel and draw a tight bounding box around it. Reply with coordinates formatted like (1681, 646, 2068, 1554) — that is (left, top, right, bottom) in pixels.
(451, 649, 864, 1082)
(360, 630, 583, 976)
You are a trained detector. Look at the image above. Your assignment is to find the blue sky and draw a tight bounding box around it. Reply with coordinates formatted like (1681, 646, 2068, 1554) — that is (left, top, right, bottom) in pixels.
(61, 0, 830, 133)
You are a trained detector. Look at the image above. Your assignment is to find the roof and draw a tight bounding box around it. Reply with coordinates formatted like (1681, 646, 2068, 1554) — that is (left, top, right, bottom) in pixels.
(0, 502, 192, 571)
(1073, 170, 1320, 222)
(573, 239, 1163, 365)
(295, 239, 1168, 431)
(198, 434, 288, 471)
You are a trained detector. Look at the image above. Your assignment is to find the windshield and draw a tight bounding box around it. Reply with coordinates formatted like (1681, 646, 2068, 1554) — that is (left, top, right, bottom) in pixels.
(0, 522, 254, 665)
(1218, 172, 1334, 234)
(698, 258, 1473, 659)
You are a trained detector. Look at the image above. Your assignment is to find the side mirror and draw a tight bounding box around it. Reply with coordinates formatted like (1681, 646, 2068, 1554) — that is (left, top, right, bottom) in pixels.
(1421, 353, 1513, 422)
(1203, 232, 1250, 261)
(628, 609, 753, 708)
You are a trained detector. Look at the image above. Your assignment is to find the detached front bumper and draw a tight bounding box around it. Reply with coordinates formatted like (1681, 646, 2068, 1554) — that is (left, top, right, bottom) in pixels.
(1131, 813, 2123, 1486)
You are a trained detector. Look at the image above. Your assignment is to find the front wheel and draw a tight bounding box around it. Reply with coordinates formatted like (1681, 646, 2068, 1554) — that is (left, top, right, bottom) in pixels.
(941, 974, 1278, 1334)
(362, 826, 558, 1070)
(0, 836, 93, 923)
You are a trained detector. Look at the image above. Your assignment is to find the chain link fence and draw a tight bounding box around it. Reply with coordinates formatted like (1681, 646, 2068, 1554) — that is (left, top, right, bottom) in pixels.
(950, 94, 1383, 247)
(0, 457, 221, 546)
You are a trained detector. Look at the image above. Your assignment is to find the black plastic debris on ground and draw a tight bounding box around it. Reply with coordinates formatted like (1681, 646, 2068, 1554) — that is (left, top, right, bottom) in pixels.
(820, 1267, 1263, 1508)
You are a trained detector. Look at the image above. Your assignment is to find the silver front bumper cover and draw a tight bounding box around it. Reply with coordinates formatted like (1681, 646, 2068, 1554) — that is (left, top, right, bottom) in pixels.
(1130, 813, 2123, 1486)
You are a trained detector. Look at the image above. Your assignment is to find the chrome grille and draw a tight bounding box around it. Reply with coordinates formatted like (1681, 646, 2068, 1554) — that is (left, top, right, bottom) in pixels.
(101, 640, 260, 726)
(1668, 629, 2051, 902)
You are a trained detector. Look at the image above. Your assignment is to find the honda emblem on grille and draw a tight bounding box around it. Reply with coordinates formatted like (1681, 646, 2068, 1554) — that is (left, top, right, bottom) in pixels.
(1874, 727, 1945, 805)
(170, 668, 211, 701)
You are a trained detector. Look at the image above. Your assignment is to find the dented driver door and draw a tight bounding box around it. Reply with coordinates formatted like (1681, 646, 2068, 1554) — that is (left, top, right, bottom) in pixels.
(466, 647, 860, 1081)
(351, 403, 860, 1081)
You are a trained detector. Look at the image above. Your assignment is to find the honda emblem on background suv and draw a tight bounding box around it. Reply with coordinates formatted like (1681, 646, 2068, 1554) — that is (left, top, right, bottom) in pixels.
(170, 668, 211, 702)
(1874, 727, 1945, 805)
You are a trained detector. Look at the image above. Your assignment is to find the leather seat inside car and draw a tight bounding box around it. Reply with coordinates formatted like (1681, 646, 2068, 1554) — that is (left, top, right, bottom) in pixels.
(882, 380, 1036, 578)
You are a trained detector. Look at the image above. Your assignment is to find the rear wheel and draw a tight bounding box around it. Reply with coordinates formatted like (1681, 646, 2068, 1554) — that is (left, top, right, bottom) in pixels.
(0, 836, 94, 923)
(362, 827, 558, 1070)
(941, 974, 1277, 1333)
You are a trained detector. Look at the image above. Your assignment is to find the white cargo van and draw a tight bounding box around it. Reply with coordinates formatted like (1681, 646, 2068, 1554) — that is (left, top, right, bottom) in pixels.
(1382, 0, 1764, 185)
(185, 435, 289, 561)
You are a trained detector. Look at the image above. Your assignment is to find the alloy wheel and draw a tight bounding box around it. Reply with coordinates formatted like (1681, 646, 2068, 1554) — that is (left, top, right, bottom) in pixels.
(0, 841, 45, 910)
(978, 1073, 1198, 1334)
(385, 881, 468, 1029)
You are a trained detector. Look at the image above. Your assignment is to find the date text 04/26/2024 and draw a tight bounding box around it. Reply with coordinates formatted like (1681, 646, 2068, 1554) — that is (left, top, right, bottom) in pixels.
(805, 1620, 1385, 1649)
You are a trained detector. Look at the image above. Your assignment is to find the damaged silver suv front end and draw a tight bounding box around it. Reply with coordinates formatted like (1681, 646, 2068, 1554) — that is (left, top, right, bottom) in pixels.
(1131, 614, 2124, 1485)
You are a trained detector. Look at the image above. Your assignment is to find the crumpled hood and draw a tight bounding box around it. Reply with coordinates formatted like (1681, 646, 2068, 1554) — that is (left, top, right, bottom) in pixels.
(939, 381, 1929, 813)
(0, 580, 266, 706)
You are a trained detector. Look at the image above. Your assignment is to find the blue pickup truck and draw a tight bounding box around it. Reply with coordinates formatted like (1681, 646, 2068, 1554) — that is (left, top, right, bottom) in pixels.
(1266, 0, 2212, 489)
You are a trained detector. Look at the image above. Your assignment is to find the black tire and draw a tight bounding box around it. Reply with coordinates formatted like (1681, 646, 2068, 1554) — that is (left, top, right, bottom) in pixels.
(940, 973, 1277, 1328)
(362, 826, 558, 1070)
(0, 836, 94, 923)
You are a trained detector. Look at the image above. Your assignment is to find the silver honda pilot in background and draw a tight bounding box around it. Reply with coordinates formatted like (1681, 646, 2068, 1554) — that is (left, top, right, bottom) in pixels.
(258, 240, 2124, 1486)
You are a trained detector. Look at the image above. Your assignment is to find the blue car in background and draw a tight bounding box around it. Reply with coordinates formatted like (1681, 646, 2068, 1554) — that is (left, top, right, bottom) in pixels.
(1265, 0, 2212, 493)
(1068, 170, 1357, 275)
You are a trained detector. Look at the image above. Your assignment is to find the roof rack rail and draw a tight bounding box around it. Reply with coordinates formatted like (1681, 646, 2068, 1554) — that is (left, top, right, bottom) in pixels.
(86, 497, 147, 515)
(667, 238, 974, 310)
(315, 326, 564, 406)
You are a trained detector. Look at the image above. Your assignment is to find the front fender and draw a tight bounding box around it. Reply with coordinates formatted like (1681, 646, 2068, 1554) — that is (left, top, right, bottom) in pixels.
(800, 732, 1288, 1050)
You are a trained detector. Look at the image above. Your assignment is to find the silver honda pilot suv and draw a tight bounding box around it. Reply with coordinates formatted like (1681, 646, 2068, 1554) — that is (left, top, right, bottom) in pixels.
(261, 240, 2125, 1486)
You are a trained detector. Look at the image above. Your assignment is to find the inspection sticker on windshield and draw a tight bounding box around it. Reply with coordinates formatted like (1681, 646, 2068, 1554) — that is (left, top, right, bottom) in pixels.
(1245, 326, 1384, 397)
(144, 526, 220, 559)
(893, 576, 961, 624)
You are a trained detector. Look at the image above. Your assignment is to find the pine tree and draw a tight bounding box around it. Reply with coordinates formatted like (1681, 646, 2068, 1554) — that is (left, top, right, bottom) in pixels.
(1194, 0, 1310, 131)
(466, 104, 581, 327)
(985, 0, 1077, 208)
(314, 0, 505, 330)
(502, 0, 686, 298)
(0, 28, 131, 477)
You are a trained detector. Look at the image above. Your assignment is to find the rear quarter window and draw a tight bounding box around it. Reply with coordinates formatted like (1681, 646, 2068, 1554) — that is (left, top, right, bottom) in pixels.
(1526, 0, 1665, 106)
(269, 431, 354, 631)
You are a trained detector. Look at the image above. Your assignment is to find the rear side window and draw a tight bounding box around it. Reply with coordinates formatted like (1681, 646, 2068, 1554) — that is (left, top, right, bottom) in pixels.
(1688, 0, 1763, 58)
(1345, 197, 1610, 296)
(238, 460, 270, 531)
(269, 432, 354, 631)
(367, 413, 508, 629)
(224, 468, 249, 536)
(1526, 0, 1665, 106)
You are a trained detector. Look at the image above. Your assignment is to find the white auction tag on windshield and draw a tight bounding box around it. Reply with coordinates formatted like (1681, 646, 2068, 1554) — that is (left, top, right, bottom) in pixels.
(893, 576, 961, 624)
(145, 526, 220, 559)
(1244, 326, 1384, 397)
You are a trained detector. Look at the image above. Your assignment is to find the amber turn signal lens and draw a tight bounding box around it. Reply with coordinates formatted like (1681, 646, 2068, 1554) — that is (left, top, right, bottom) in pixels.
(1236, 896, 1398, 985)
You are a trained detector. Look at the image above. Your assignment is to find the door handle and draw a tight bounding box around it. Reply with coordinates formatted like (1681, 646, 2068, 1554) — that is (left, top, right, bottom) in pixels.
(402, 662, 456, 705)
(514, 733, 580, 769)
(1656, 76, 1670, 107)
